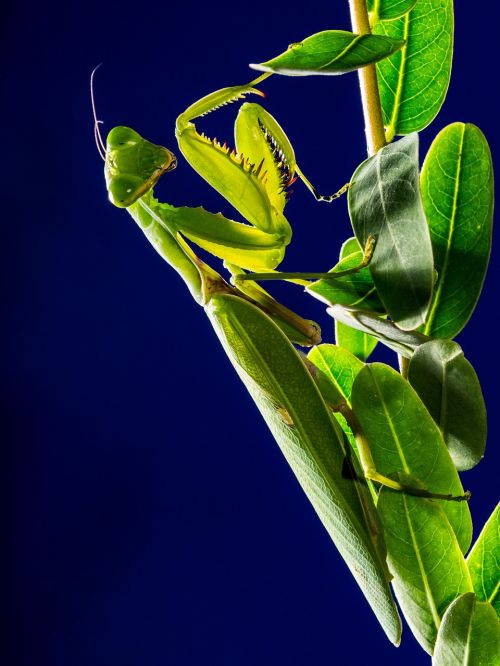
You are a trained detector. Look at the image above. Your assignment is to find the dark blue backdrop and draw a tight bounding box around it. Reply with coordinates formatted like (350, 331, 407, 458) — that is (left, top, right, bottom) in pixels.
(4, 2, 499, 664)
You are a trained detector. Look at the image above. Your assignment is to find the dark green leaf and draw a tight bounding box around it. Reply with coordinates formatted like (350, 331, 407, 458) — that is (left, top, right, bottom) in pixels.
(368, 0, 418, 21)
(373, 0, 454, 137)
(378, 489, 473, 654)
(421, 123, 494, 338)
(433, 594, 500, 665)
(351, 364, 472, 553)
(249, 31, 405, 76)
(348, 134, 434, 330)
(408, 340, 487, 471)
(207, 295, 402, 643)
(467, 503, 500, 617)
(328, 305, 430, 357)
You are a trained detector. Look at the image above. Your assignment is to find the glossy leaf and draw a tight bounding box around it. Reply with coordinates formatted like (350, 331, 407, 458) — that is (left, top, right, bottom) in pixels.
(351, 364, 472, 553)
(307, 344, 364, 454)
(250, 30, 405, 76)
(433, 593, 500, 666)
(467, 503, 500, 617)
(373, 0, 454, 137)
(408, 340, 487, 471)
(421, 123, 494, 338)
(207, 294, 402, 644)
(378, 489, 473, 654)
(348, 134, 434, 330)
(368, 0, 418, 21)
(308, 237, 380, 362)
(328, 305, 429, 357)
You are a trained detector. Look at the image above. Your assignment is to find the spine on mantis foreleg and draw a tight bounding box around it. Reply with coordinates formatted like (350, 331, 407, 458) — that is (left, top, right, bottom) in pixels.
(206, 293, 402, 645)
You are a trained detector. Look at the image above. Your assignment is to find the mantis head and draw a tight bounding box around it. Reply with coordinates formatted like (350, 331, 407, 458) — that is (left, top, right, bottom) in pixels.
(90, 66, 177, 208)
(104, 127, 177, 208)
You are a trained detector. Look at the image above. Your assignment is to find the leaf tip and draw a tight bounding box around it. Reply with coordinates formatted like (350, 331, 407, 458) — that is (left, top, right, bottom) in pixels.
(248, 62, 270, 73)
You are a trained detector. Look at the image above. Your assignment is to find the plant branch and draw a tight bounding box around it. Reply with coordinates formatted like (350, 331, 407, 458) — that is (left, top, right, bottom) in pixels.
(349, 0, 386, 156)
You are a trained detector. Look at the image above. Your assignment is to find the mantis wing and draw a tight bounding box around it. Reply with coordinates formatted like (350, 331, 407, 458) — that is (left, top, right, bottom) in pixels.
(207, 293, 402, 645)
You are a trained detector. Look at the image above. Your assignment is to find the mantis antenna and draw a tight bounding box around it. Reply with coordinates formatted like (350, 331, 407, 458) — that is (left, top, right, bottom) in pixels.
(90, 63, 106, 161)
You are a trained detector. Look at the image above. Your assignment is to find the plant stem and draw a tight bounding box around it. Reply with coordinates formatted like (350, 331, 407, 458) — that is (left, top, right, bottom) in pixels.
(349, 1, 411, 376)
(348, 0, 386, 156)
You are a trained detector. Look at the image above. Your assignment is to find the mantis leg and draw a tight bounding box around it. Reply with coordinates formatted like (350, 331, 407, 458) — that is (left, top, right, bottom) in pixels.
(295, 166, 351, 203)
(337, 402, 471, 503)
(235, 235, 377, 283)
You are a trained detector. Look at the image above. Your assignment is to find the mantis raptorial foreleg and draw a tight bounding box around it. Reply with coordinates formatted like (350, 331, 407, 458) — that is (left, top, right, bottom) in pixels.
(93, 68, 289, 271)
(176, 74, 350, 215)
(97, 63, 349, 275)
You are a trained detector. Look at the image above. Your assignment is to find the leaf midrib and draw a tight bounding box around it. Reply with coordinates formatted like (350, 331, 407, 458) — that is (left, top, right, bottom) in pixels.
(424, 123, 466, 335)
(402, 493, 442, 632)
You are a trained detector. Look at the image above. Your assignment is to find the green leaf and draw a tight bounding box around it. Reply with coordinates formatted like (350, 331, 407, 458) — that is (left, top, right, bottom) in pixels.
(249, 30, 405, 76)
(348, 134, 434, 330)
(207, 294, 402, 644)
(328, 305, 430, 357)
(351, 364, 472, 553)
(335, 322, 379, 363)
(421, 123, 494, 339)
(467, 503, 500, 617)
(368, 0, 418, 22)
(378, 489, 473, 654)
(308, 237, 380, 362)
(433, 594, 500, 665)
(307, 344, 364, 455)
(308, 344, 363, 406)
(408, 340, 487, 471)
(373, 0, 454, 137)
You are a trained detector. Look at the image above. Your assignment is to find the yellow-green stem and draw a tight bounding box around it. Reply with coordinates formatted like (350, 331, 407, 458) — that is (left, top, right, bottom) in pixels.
(349, 0, 387, 156)
(349, 0, 411, 376)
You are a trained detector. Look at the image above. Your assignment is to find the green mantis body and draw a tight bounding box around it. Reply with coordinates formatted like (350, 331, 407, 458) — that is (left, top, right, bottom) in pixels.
(96, 68, 480, 649)
(100, 73, 469, 499)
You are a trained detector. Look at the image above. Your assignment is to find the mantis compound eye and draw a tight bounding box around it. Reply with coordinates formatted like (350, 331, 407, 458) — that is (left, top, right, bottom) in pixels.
(107, 174, 146, 208)
(106, 126, 143, 149)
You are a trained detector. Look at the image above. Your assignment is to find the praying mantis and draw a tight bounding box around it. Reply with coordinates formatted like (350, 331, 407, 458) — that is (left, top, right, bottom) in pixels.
(94, 68, 474, 645)
(94, 67, 470, 503)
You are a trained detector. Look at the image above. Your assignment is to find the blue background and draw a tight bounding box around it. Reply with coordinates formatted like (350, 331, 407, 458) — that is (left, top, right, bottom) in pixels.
(4, 1, 499, 664)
